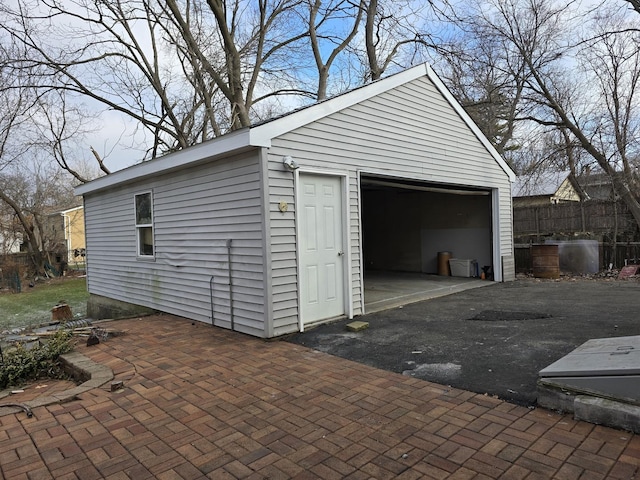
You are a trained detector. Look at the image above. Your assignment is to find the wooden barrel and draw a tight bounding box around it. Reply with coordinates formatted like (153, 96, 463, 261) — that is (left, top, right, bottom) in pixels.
(437, 251, 452, 276)
(532, 244, 559, 279)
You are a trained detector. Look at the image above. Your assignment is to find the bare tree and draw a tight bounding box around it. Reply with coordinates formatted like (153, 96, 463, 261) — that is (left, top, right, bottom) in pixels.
(292, 0, 449, 99)
(455, 0, 640, 226)
(0, 159, 78, 275)
(0, 37, 91, 274)
(582, 8, 640, 192)
(307, 0, 364, 100)
(438, 31, 528, 161)
(361, 0, 444, 81)
(32, 91, 108, 184)
(1, 0, 459, 171)
(0, 39, 45, 272)
(1, 0, 312, 160)
(0, 41, 35, 174)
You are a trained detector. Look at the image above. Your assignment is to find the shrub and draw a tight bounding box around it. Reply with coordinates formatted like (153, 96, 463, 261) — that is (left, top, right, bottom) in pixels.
(0, 329, 74, 389)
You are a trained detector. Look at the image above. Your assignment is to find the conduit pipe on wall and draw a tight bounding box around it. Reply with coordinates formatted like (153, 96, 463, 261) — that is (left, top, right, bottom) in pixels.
(227, 239, 235, 331)
(209, 275, 215, 327)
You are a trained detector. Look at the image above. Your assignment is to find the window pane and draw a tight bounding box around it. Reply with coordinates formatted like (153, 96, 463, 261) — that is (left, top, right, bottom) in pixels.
(135, 193, 152, 225)
(138, 227, 154, 256)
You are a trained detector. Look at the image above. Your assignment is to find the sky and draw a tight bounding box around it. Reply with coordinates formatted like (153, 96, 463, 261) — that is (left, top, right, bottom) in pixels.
(38, 0, 455, 175)
(19, 0, 633, 176)
(84, 111, 149, 173)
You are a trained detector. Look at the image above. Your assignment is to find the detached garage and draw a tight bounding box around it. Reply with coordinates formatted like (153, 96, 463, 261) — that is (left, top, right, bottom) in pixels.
(76, 63, 516, 338)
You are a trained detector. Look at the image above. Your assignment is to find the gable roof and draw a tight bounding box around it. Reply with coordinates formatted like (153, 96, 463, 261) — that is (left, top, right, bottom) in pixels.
(76, 63, 515, 196)
(512, 170, 573, 198)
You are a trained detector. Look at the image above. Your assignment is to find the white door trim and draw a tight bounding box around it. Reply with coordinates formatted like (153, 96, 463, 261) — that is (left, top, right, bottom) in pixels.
(295, 170, 351, 332)
(356, 170, 366, 315)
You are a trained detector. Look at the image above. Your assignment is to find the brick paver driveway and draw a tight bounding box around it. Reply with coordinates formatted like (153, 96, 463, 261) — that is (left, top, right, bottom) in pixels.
(1, 314, 638, 479)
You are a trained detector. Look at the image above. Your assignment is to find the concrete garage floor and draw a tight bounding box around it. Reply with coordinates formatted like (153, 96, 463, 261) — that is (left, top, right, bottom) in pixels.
(287, 275, 640, 407)
(363, 271, 490, 313)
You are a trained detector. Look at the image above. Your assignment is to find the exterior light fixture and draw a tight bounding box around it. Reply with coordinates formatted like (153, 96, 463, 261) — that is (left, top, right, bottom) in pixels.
(282, 155, 299, 171)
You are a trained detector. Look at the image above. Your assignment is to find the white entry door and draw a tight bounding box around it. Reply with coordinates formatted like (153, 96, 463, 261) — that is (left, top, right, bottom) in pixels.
(299, 174, 345, 325)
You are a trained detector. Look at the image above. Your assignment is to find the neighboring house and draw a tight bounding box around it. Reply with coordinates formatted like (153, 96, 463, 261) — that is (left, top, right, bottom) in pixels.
(512, 170, 582, 207)
(44, 206, 86, 264)
(76, 63, 516, 339)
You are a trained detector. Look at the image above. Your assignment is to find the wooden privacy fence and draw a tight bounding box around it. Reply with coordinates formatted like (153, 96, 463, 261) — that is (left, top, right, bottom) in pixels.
(0, 251, 86, 291)
(0, 253, 30, 292)
(513, 200, 640, 272)
(513, 200, 639, 240)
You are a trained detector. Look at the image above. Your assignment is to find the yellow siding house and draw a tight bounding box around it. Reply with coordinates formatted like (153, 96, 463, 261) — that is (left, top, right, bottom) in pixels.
(46, 206, 86, 264)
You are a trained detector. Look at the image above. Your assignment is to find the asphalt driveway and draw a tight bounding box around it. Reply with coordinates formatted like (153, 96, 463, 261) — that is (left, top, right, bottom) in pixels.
(286, 277, 640, 406)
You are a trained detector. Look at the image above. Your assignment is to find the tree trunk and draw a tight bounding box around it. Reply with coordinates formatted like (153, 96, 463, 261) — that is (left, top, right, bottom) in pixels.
(526, 65, 640, 231)
(613, 199, 619, 268)
(611, 174, 640, 228)
(0, 191, 47, 276)
(365, 0, 382, 81)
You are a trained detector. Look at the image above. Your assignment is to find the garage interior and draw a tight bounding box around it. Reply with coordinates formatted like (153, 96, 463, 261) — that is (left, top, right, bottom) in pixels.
(360, 175, 494, 312)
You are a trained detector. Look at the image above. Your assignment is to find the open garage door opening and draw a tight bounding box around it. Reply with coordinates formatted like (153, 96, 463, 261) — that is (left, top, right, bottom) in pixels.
(360, 175, 494, 312)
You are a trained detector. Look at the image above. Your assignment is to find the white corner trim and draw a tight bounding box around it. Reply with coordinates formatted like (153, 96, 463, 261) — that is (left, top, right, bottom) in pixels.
(491, 188, 504, 282)
(425, 65, 517, 183)
(294, 168, 303, 333)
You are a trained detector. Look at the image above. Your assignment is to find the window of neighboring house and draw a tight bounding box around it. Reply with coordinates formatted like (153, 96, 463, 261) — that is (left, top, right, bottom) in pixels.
(135, 192, 154, 257)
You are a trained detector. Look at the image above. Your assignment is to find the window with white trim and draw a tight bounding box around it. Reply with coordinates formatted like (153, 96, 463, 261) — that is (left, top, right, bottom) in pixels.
(135, 192, 154, 257)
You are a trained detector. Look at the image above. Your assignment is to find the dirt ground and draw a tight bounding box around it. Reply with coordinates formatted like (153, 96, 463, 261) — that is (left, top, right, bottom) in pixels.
(286, 276, 640, 406)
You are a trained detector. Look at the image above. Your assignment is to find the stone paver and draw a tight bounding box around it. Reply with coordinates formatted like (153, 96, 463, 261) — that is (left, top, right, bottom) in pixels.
(0, 314, 638, 479)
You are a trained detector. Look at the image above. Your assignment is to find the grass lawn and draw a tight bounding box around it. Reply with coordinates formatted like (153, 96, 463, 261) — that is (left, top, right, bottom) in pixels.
(0, 277, 89, 331)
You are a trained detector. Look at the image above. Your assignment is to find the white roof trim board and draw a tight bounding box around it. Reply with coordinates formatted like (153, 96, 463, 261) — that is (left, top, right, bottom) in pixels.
(76, 63, 515, 196)
(48, 205, 84, 216)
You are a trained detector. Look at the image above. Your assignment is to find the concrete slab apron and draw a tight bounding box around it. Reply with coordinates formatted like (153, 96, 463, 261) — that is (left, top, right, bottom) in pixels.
(364, 273, 490, 314)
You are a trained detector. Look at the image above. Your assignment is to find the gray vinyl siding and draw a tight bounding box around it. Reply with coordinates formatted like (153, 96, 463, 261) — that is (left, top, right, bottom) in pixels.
(84, 151, 266, 337)
(266, 75, 514, 334)
(267, 168, 299, 336)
